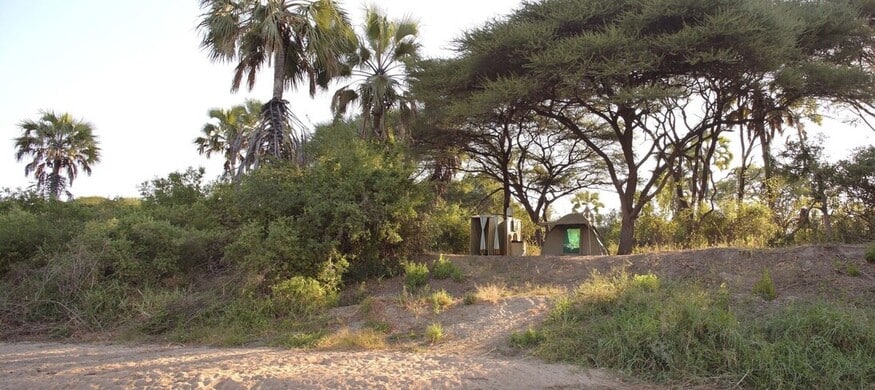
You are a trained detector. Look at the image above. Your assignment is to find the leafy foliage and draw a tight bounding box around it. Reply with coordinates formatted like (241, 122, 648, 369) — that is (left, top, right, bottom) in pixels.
(271, 276, 339, 317)
(431, 254, 463, 281)
(403, 262, 429, 292)
(332, 7, 420, 141)
(13, 110, 100, 199)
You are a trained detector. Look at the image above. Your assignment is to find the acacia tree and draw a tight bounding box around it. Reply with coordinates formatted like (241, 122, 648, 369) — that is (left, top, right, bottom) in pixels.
(198, 0, 357, 171)
(14, 111, 101, 200)
(415, 58, 606, 245)
(194, 100, 261, 177)
(430, 0, 874, 254)
(331, 8, 420, 142)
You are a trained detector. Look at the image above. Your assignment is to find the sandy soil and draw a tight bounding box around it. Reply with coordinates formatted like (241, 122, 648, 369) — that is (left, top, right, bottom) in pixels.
(2, 244, 872, 389)
(0, 342, 627, 389)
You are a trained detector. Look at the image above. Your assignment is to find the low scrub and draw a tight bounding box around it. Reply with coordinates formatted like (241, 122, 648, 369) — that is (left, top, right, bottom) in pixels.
(752, 268, 777, 301)
(428, 289, 454, 313)
(425, 322, 444, 344)
(319, 327, 387, 350)
(404, 262, 429, 292)
(865, 244, 875, 263)
(431, 255, 464, 281)
(271, 276, 338, 317)
(527, 272, 875, 389)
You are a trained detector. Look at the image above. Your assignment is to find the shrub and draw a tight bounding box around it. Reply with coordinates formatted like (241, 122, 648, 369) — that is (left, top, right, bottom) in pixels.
(866, 245, 875, 263)
(431, 255, 464, 281)
(463, 292, 478, 305)
(0, 207, 56, 272)
(404, 262, 430, 291)
(425, 323, 444, 344)
(225, 219, 348, 288)
(428, 289, 454, 313)
(271, 276, 338, 317)
(753, 269, 777, 301)
(419, 202, 470, 253)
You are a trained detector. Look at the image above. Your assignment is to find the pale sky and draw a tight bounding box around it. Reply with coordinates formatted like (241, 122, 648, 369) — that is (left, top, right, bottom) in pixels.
(1, 0, 873, 207)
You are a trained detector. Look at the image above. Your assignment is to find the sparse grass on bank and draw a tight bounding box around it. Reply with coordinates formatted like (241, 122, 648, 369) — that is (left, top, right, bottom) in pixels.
(519, 271, 875, 389)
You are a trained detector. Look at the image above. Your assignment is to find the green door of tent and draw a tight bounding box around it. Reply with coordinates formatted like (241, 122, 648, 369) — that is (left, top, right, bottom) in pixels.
(563, 228, 580, 254)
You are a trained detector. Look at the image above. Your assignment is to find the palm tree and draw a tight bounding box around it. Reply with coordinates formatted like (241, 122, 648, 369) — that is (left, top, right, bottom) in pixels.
(195, 100, 262, 177)
(13, 110, 101, 200)
(198, 0, 357, 170)
(331, 7, 420, 142)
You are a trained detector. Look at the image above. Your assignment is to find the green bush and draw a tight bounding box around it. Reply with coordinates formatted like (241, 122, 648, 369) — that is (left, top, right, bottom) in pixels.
(271, 276, 338, 317)
(225, 218, 347, 288)
(431, 255, 463, 281)
(404, 262, 430, 291)
(420, 202, 470, 253)
(0, 207, 56, 273)
(228, 122, 427, 283)
(753, 269, 777, 301)
(865, 245, 875, 263)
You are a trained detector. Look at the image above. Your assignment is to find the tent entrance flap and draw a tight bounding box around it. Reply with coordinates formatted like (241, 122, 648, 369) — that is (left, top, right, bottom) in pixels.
(563, 228, 581, 254)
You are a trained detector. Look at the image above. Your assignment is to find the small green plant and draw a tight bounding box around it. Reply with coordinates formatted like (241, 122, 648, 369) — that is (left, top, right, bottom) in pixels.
(846, 263, 862, 277)
(752, 268, 777, 301)
(426, 322, 444, 344)
(404, 262, 430, 291)
(429, 289, 454, 313)
(463, 292, 477, 305)
(510, 327, 544, 348)
(865, 245, 875, 263)
(432, 254, 464, 281)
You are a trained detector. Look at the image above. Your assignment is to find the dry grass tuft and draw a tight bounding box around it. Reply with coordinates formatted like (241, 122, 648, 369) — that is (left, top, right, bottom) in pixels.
(318, 327, 387, 350)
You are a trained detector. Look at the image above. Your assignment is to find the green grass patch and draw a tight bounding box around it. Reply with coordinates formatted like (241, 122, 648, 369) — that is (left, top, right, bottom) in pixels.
(529, 271, 875, 388)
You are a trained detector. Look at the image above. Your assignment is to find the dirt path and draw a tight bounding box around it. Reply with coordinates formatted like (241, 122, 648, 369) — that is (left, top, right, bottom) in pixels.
(0, 342, 630, 389)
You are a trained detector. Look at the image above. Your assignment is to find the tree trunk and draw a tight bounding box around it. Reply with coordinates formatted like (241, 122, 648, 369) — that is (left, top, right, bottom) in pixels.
(272, 48, 285, 100)
(618, 208, 635, 255)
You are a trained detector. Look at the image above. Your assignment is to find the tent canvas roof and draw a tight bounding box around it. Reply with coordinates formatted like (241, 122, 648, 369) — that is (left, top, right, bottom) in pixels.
(540, 212, 594, 229)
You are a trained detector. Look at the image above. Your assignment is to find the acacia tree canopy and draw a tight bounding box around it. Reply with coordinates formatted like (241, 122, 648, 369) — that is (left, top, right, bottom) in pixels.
(419, 0, 875, 254)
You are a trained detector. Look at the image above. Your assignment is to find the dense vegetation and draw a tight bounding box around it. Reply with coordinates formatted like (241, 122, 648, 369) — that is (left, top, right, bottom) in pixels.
(517, 272, 875, 388)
